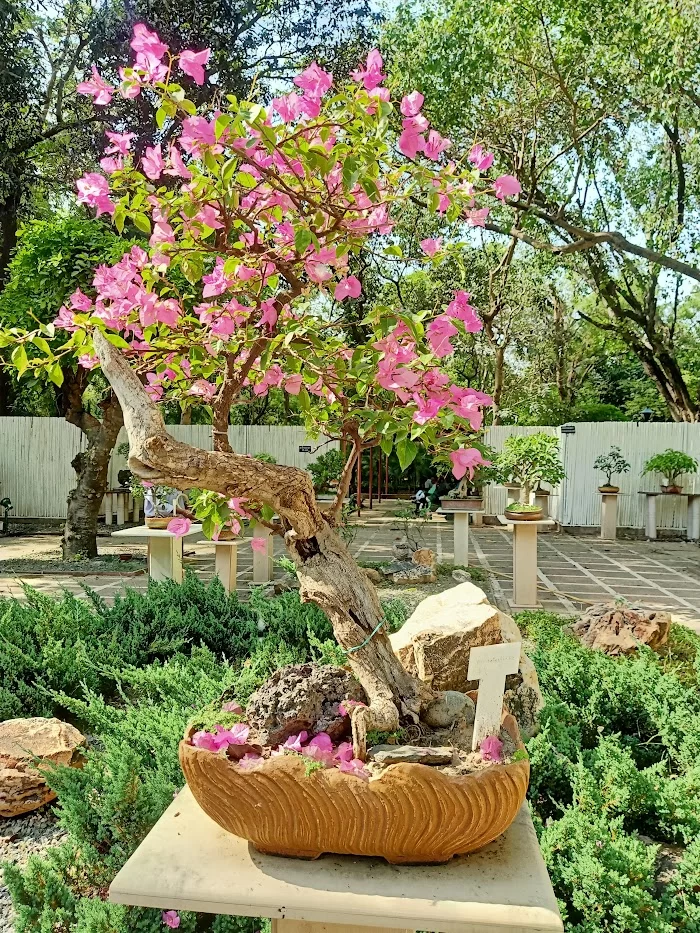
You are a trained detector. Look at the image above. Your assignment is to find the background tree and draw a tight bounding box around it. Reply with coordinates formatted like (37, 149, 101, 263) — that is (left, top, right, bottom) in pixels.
(386, 0, 700, 420)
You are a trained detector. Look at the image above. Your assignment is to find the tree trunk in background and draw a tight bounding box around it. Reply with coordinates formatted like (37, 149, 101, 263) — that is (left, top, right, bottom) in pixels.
(492, 345, 505, 424)
(62, 375, 123, 557)
(0, 192, 20, 286)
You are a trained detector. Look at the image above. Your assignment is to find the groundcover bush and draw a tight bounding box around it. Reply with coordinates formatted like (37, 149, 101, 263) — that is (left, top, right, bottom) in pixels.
(3, 589, 700, 932)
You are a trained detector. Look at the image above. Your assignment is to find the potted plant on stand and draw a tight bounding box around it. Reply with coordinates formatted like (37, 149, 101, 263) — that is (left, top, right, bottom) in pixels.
(497, 433, 566, 522)
(594, 446, 630, 493)
(7, 36, 534, 864)
(439, 447, 498, 511)
(642, 449, 698, 494)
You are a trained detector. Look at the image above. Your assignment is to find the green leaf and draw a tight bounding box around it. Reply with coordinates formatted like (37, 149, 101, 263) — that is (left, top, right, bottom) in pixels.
(30, 335, 51, 355)
(236, 171, 258, 189)
(396, 438, 418, 471)
(215, 114, 232, 139)
(155, 106, 167, 129)
(181, 257, 203, 285)
(104, 332, 131, 350)
(11, 344, 28, 377)
(132, 213, 152, 235)
(380, 435, 393, 457)
(48, 361, 64, 387)
(294, 228, 312, 254)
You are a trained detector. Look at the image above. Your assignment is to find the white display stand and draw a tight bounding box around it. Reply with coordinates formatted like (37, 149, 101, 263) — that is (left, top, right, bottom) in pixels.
(109, 787, 563, 933)
(599, 492, 621, 541)
(436, 507, 484, 567)
(111, 524, 203, 582)
(252, 526, 274, 583)
(104, 488, 133, 526)
(497, 516, 555, 609)
(640, 491, 700, 541)
(198, 539, 239, 593)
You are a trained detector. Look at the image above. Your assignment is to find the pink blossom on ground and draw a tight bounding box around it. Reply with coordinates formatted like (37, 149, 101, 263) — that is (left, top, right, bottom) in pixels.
(77, 66, 114, 105)
(337, 758, 370, 780)
(400, 91, 424, 117)
(334, 742, 354, 763)
(131, 23, 168, 59)
(494, 174, 521, 202)
(303, 733, 335, 765)
(281, 731, 308, 753)
(468, 144, 494, 171)
(162, 911, 180, 929)
(250, 536, 269, 553)
(450, 447, 489, 481)
(179, 48, 211, 85)
(350, 49, 386, 90)
(238, 752, 263, 770)
(334, 275, 361, 301)
(215, 723, 250, 746)
(420, 237, 442, 257)
(78, 353, 99, 370)
(480, 735, 504, 762)
(338, 699, 366, 717)
(167, 517, 192, 537)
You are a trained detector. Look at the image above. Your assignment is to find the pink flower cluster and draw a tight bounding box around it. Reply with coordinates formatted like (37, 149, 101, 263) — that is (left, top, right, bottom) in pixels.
(396, 84, 451, 163)
(191, 722, 250, 752)
(480, 735, 504, 763)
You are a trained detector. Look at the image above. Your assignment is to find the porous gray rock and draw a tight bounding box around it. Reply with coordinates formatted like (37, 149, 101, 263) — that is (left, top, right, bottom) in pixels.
(368, 745, 453, 766)
(423, 691, 475, 728)
(0, 718, 85, 818)
(246, 664, 367, 746)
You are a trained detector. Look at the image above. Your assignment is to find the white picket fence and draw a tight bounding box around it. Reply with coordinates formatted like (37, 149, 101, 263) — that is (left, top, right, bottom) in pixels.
(1, 417, 699, 528)
(0, 418, 337, 519)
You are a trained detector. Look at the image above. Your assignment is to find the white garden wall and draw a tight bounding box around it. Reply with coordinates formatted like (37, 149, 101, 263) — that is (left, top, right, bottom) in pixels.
(1, 417, 699, 528)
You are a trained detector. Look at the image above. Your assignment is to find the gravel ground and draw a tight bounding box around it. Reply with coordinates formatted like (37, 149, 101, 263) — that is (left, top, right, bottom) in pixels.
(0, 806, 68, 932)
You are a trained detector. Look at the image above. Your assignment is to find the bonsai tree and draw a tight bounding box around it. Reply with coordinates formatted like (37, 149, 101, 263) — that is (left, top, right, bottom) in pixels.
(308, 449, 345, 494)
(594, 446, 630, 489)
(3, 31, 516, 757)
(497, 433, 565, 503)
(643, 449, 698, 491)
(438, 445, 498, 498)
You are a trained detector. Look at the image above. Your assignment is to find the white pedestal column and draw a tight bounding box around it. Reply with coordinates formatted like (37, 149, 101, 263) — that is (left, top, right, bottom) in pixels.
(116, 493, 126, 526)
(688, 495, 700, 542)
(471, 511, 483, 528)
(533, 493, 549, 520)
(644, 495, 657, 540)
(512, 522, 539, 609)
(214, 542, 238, 594)
(252, 526, 273, 583)
(104, 493, 113, 525)
(149, 536, 183, 583)
(453, 511, 470, 567)
(600, 493, 619, 541)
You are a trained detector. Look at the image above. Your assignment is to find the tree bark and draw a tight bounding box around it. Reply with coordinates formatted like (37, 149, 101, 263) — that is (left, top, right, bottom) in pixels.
(61, 373, 123, 557)
(92, 330, 432, 756)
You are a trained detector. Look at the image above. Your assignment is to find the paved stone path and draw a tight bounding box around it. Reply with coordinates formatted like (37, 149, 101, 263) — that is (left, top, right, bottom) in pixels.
(0, 522, 698, 628)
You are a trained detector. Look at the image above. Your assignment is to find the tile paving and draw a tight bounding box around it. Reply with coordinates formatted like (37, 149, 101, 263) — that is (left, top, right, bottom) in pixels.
(0, 520, 698, 629)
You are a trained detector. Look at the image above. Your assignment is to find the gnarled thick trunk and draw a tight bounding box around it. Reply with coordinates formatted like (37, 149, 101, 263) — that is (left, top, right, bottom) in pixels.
(92, 331, 432, 755)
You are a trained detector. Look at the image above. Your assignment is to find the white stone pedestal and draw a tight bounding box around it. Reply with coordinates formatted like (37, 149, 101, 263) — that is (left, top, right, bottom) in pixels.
(109, 787, 563, 933)
(498, 516, 555, 609)
(252, 526, 274, 583)
(437, 508, 484, 567)
(111, 525, 203, 582)
(199, 540, 239, 593)
(688, 495, 700, 542)
(599, 492, 620, 541)
(532, 493, 550, 521)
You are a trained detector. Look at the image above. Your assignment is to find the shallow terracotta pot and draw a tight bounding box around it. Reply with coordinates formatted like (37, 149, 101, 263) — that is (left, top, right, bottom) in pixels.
(504, 507, 543, 522)
(179, 714, 529, 864)
(661, 484, 682, 495)
(440, 497, 484, 511)
(145, 516, 172, 529)
(598, 485, 620, 494)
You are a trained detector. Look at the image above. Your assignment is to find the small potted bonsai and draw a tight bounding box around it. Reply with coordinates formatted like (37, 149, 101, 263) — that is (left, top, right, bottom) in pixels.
(308, 449, 346, 502)
(439, 447, 498, 510)
(497, 433, 566, 521)
(594, 446, 630, 493)
(642, 449, 698, 494)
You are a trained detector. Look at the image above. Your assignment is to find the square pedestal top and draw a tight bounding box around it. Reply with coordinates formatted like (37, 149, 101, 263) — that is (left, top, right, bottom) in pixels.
(436, 507, 484, 515)
(197, 538, 240, 547)
(109, 787, 562, 933)
(110, 524, 203, 539)
(497, 516, 556, 528)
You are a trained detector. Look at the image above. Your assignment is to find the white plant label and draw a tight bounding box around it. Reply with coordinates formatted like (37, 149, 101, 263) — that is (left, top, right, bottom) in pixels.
(468, 642, 521, 750)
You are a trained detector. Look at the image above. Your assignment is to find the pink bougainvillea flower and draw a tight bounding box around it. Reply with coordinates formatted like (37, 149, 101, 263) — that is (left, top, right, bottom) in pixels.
(179, 48, 211, 85)
(77, 66, 114, 105)
(215, 723, 250, 746)
(69, 289, 93, 311)
(420, 237, 442, 257)
(228, 496, 250, 515)
(162, 910, 180, 929)
(238, 752, 263, 770)
(426, 314, 458, 358)
(303, 732, 335, 764)
(142, 144, 164, 180)
(165, 144, 192, 180)
(338, 699, 366, 717)
(468, 144, 494, 171)
(202, 257, 234, 298)
(424, 130, 451, 160)
(105, 131, 135, 155)
(257, 298, 278, 331)
(53, 306, 79, 332)
(334, 742, 354, 763)
(250, 536, 269, 554)
(272, 92, 301, 123)
(187, 379, 217, 400)
(167, 517, 192, 537)
(99, 155, 123, 174)
(293, 62, 333, 99)
(334, 275, 361, 301)
(191, 730, 221, 752)
(350, 49, 386, 90)
(446, 290, 482, 332)
(131, 23, 168, 60)
(466, 207, 490, 227)
(222, 701, 243, 714)
(280, 731, 308, 753)
(337, 758, 370, 781)
(194, 204, 224, 230)
(480, 735, 504, 763)
(284, 373, 303, 395)
(78, 353, 99, 370)
(76, 173, 114, 216)
(398, 129, 425, 159)
(450, 447, 489, 481)
(400, 91, 424, 117)
(494, 174, 521, 202)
